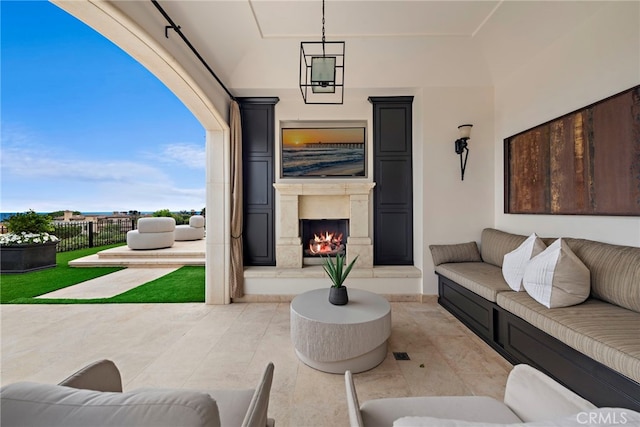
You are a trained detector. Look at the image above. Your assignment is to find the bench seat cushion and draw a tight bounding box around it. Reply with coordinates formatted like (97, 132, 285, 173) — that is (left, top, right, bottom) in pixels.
(436, 262, 512, 302)
(496, 292, 640, 383)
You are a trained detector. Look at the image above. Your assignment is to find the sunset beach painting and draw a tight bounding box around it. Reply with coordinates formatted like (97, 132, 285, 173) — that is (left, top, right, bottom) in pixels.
(281, 127, 366, 177)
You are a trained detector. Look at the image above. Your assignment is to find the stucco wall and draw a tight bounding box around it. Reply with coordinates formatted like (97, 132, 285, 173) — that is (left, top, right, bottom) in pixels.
(494, 1, 640, 246)
(421, 86, 495, 293)
(266, 86, 494, 295)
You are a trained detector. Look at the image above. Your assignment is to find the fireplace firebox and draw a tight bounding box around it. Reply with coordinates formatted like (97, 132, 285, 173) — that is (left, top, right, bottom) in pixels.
(301, 219, 349, 258)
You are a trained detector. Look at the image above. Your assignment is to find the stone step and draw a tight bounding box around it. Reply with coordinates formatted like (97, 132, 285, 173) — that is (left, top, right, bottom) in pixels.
(69, 254, 204, 268)
(68, 240, 205, 268)
(96, 250, 204, 259)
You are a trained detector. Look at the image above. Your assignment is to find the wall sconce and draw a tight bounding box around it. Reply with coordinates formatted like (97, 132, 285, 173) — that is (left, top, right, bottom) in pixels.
(454, 124, 473, 180)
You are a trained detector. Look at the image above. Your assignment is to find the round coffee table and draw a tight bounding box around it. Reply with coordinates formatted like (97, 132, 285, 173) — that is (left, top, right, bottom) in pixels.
(290, 288, 391, 374)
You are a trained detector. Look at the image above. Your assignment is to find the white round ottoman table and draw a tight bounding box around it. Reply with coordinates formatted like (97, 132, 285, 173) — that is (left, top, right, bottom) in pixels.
(290, 288, 391, 374)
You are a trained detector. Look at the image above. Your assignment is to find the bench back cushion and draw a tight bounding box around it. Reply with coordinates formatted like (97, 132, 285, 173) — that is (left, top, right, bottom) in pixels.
(480, 229, 528, 268)
(564, 238, 640, 313)
(481, 228, 640, 313)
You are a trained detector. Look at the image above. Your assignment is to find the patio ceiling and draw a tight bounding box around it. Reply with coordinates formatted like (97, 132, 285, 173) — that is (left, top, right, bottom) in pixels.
(109, 0, 607, 92)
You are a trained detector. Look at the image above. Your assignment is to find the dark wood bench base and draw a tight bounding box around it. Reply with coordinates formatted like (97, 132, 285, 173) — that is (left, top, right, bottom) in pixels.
(437, 273, 640, 411)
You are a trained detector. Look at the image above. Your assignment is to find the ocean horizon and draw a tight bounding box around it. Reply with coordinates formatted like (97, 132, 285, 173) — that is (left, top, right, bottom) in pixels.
(282, 146, 365, 177)
(0, 211, 155, 222)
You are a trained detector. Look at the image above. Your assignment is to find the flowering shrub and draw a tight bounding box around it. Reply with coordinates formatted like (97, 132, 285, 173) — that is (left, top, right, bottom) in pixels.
(1, 211, 58, 246)
(0, 232, 59, 246)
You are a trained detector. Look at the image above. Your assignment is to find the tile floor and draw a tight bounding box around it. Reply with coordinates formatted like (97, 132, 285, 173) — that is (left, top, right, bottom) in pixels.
(1, 299, 513, 426)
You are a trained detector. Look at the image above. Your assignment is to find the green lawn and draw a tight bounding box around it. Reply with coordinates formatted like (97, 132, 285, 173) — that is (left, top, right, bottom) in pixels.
(1, 245, 205, 304)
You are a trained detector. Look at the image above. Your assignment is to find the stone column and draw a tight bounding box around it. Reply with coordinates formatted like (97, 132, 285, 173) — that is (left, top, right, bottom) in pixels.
(274, 186, 303, 268)
(347, 188, 374, 268)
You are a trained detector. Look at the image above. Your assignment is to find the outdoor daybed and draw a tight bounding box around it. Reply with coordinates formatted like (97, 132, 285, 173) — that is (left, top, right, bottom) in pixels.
(429, 228, 640, 411)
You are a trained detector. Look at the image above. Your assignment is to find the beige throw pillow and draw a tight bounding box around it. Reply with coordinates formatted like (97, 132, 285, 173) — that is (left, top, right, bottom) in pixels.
(429, 242, 482, 266)
(502, 233, 547, 291)
(523, 239, 590, 308)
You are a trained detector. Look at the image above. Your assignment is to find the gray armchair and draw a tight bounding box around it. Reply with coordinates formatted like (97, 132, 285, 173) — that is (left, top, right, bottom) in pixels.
(1, 359, 275, 427)
(345, 364, 606, 427)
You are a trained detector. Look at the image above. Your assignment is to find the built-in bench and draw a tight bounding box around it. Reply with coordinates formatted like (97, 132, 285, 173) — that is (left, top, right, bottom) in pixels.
(431, 228, 640, 411)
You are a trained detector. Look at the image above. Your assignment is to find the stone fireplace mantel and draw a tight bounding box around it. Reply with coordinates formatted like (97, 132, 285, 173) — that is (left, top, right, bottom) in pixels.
(274, 182, 375, 268)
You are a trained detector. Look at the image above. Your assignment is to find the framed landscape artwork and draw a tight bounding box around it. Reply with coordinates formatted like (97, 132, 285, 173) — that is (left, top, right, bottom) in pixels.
(281, 126, 366, 178)
(504, 85, 640, 216)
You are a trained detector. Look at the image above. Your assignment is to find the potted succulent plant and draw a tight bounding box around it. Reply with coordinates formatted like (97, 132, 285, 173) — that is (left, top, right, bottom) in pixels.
(322, 253, 359, 305)
(0, 210, 59, 273)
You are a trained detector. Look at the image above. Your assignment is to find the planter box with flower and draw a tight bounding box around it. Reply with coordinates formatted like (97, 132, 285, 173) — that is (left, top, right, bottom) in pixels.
(0, 210, 59, 274)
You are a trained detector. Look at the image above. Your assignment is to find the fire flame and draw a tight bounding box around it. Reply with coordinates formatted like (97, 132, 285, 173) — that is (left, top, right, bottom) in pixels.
(309, 231, 343, 254)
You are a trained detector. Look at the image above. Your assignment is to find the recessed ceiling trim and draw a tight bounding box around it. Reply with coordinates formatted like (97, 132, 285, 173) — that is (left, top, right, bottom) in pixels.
(472, 0, 504, 38)
(248, 0, 265, 39)
(249, 0, 499, 40)
(259, 32, 473, 39)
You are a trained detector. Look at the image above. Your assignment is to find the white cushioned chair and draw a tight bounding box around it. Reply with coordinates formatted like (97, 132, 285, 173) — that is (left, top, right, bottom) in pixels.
(344, 364, 640, 427)
(175, 215, 205, 241)
(127, 217, 176, 250)
(0, 359, 275, 427)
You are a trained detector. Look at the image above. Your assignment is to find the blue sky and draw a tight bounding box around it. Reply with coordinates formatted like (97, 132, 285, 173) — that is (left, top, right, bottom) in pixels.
(1, 1, 205, 213)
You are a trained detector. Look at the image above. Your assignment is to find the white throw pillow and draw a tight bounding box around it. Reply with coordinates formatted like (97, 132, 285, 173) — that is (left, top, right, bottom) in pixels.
(502, 233, 547, 291)
(392, 408, 640, 427)
(522, 239, 590, 308)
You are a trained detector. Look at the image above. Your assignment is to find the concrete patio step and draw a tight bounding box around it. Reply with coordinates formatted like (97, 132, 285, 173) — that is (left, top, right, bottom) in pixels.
(69, 240, 205, 268)
(69, 255, 204, 268)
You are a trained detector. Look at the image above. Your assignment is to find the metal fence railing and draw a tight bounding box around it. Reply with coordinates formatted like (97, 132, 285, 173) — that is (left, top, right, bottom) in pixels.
(1, 215, 201, 253)
(1, 220, 133, 252)
(52, 220, 135, 252)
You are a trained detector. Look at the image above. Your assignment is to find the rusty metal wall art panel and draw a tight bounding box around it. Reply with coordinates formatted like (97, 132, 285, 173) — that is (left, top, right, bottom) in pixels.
(504, 85, 640, 216)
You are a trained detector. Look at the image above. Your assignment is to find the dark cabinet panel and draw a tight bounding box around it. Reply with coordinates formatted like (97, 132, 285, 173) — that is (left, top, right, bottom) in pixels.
(378, 107, 409, 154)
(369, 96, 414, 265)
(245, 159, 272, 207)
(244, 210, 274, 264)
(237, 97, 279, 266)
(376, 158, 412, 206)
(375, 210, 412, 263)
(242, 107, 271, 155)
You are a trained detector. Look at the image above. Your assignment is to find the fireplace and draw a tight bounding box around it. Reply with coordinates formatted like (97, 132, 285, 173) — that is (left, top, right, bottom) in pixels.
(273, 182, 375, 268)
(301, 219, 349, 258)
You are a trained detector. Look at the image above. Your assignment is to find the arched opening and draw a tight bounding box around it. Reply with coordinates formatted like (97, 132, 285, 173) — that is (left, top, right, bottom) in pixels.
(51, 0, 231, 304)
